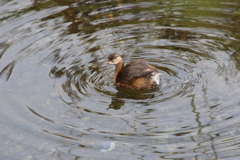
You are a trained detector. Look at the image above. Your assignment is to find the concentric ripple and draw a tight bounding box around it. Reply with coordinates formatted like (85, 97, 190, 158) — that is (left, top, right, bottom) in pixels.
(51, 26, 210, 107)
(42, 1, 240, 159)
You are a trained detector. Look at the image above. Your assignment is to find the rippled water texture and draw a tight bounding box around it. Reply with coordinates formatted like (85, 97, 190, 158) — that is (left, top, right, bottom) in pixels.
(1, 0, 240, 159)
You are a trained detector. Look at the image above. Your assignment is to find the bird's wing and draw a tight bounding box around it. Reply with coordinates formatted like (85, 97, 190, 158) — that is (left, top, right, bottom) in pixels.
(117, 60, 154, 83)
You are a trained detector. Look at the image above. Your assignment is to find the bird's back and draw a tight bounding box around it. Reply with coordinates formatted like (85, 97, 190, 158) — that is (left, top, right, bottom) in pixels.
(116, 59, 156, 84)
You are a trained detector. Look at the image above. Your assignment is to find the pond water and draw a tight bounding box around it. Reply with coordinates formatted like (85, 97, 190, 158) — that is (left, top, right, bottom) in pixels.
(1, 0, 240, 159)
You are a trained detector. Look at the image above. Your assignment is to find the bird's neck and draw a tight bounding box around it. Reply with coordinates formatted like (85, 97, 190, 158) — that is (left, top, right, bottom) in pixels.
(114, 61, 124, 83)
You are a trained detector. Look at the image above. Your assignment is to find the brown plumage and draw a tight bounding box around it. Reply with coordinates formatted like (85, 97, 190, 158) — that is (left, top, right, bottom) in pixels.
(105, 53, 161, 90)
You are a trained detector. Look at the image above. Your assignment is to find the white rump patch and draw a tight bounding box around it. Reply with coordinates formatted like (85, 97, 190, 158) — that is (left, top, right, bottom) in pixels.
(151, 73, 162, 85)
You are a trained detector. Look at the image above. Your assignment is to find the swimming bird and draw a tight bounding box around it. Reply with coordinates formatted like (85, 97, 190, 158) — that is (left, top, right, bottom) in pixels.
(105, 53, 161, 90)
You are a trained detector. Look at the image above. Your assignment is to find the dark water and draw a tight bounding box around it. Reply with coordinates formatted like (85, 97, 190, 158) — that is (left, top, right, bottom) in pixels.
(1, 0, 240, 159)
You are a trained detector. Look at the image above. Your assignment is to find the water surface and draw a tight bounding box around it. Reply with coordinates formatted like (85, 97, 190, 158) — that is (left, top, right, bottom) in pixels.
(1, 0, 240, 159)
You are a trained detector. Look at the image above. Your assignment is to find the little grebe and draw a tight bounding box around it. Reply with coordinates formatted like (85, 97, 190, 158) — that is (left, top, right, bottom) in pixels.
(105, 53, 161, 90)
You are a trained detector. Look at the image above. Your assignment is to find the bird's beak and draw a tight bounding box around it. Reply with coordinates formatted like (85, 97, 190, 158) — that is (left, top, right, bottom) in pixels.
(104, 61, 110, 64)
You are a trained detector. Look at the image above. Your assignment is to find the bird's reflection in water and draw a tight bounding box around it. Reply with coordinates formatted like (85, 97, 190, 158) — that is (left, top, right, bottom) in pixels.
(108, 86, 157, 110)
